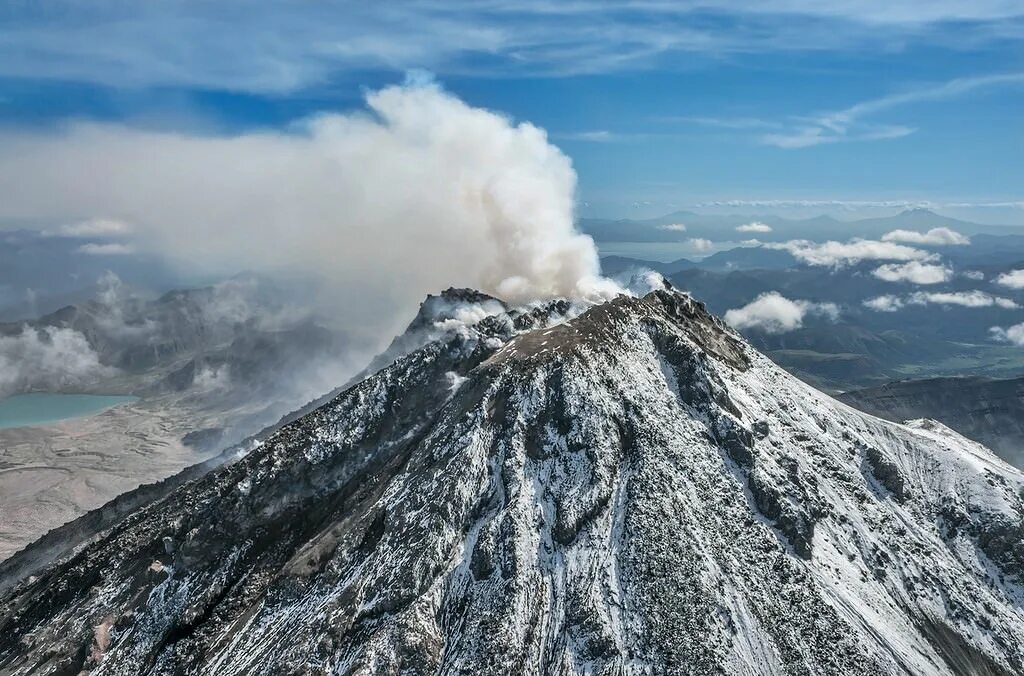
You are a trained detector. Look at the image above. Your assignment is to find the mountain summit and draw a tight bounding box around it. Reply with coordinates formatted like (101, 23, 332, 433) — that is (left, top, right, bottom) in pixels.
(2, 287, 1023, 674)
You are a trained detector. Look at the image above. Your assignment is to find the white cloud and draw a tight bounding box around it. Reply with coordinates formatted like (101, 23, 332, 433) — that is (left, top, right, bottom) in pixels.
(871, 261, 952, 284)
(658, 223, 687, 232)
(724, 291, 838, 334)
(881, 227, 970, 245)
(55, 218, 135, 238)
(991, 323, 1024, 346)
(863, 295, 904, 312)
(688, 238, 713, 253)
(0, 80, 622, 342)
(962, 270, 985, 280)
(866, 290, 1018, 311)
(908, 291, 1019, 309)
(76, 242, 136, 256)
(995, 269, 1024, 289)
(766, 238, 933, 267)
(736, 221, 772, 233)
(0, 326, 115, 397)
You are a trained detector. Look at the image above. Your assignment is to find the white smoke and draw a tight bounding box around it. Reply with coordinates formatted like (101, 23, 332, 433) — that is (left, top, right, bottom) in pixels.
(0, 78, 621, 341)
(0, 326, 116, 397)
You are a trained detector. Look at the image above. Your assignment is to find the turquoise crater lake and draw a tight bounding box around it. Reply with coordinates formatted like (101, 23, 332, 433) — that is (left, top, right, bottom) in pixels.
(0, 393, 139, 430)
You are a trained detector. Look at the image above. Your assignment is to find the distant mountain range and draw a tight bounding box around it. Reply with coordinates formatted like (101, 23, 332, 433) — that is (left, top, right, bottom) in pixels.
(594, 212, 1024, 393)
(581, 208, 1024, 244)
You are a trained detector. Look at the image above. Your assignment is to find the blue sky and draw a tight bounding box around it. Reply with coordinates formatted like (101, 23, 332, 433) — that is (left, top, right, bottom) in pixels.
(1, 1, 1022, 222)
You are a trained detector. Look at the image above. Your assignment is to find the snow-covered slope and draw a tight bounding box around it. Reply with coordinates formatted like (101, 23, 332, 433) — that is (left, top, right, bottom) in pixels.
(1, 287, 1023, 675)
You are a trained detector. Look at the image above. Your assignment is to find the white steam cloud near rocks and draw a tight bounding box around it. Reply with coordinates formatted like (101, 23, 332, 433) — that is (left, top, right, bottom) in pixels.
(871, 261, 952, 284)
(0, 326, 115, 397)
(0, 77, 621, 341)
(724, 292, 839, 334)
(881, 227, 970, 246)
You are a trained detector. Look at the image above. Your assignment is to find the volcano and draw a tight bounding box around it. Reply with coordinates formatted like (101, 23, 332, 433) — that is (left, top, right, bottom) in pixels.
(1, 286, 1023, 675)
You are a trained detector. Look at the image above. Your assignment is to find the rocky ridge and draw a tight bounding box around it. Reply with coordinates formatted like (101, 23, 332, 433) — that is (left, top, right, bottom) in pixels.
(0, 286, 1022, 674)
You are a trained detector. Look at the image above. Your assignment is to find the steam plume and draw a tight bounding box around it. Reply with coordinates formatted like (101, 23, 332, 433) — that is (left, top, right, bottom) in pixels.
(0, 78, 620, 340)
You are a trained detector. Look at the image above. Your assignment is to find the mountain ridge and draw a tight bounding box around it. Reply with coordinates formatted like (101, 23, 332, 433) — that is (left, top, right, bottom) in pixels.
(1, 286, 1023, 674)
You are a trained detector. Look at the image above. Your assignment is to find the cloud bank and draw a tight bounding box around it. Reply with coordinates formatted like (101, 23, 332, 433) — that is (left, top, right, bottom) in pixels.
(736, 222, 772, 233)
(724, 292, 838, 334)
(0, 79, 620, 340)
